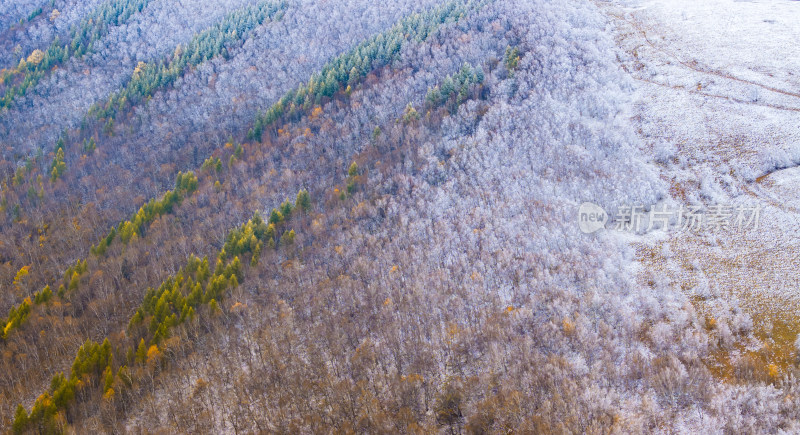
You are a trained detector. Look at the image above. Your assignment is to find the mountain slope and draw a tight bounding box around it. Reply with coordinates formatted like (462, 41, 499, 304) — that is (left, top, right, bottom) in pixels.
(2, 0, 800, 432)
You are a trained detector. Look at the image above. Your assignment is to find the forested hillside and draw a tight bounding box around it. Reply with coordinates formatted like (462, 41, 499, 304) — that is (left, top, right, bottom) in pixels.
(1, 0, 799, 432)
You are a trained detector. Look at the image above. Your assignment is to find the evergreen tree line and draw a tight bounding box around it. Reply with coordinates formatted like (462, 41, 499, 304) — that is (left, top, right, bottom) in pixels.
(13, 189, 310, 433)
(0, 0, 482, 343)
(0, 259, 85, 340)
(111, 171, 199, 247)
(0, 0, 155, 110)
(90, 0, 287, 121)
(248, 0, 489, 141)
(2, 1, 285, 224)
(13, 338, 114, 434)
(0, 172, 199, 341)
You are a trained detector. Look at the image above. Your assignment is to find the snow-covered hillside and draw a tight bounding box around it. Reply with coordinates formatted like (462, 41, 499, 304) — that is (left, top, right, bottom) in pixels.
(2, 0, 800, 432)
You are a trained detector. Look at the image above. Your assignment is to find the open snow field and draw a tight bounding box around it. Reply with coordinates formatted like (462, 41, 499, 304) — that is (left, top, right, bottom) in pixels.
(599, 0, 800, 370)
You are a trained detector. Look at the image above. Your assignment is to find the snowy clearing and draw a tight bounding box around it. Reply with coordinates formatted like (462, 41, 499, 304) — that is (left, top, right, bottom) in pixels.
(599, 0, 800, 367)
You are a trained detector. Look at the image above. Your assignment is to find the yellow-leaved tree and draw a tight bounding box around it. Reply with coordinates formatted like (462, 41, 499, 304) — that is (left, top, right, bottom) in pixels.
(26, 49, 44, 65)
